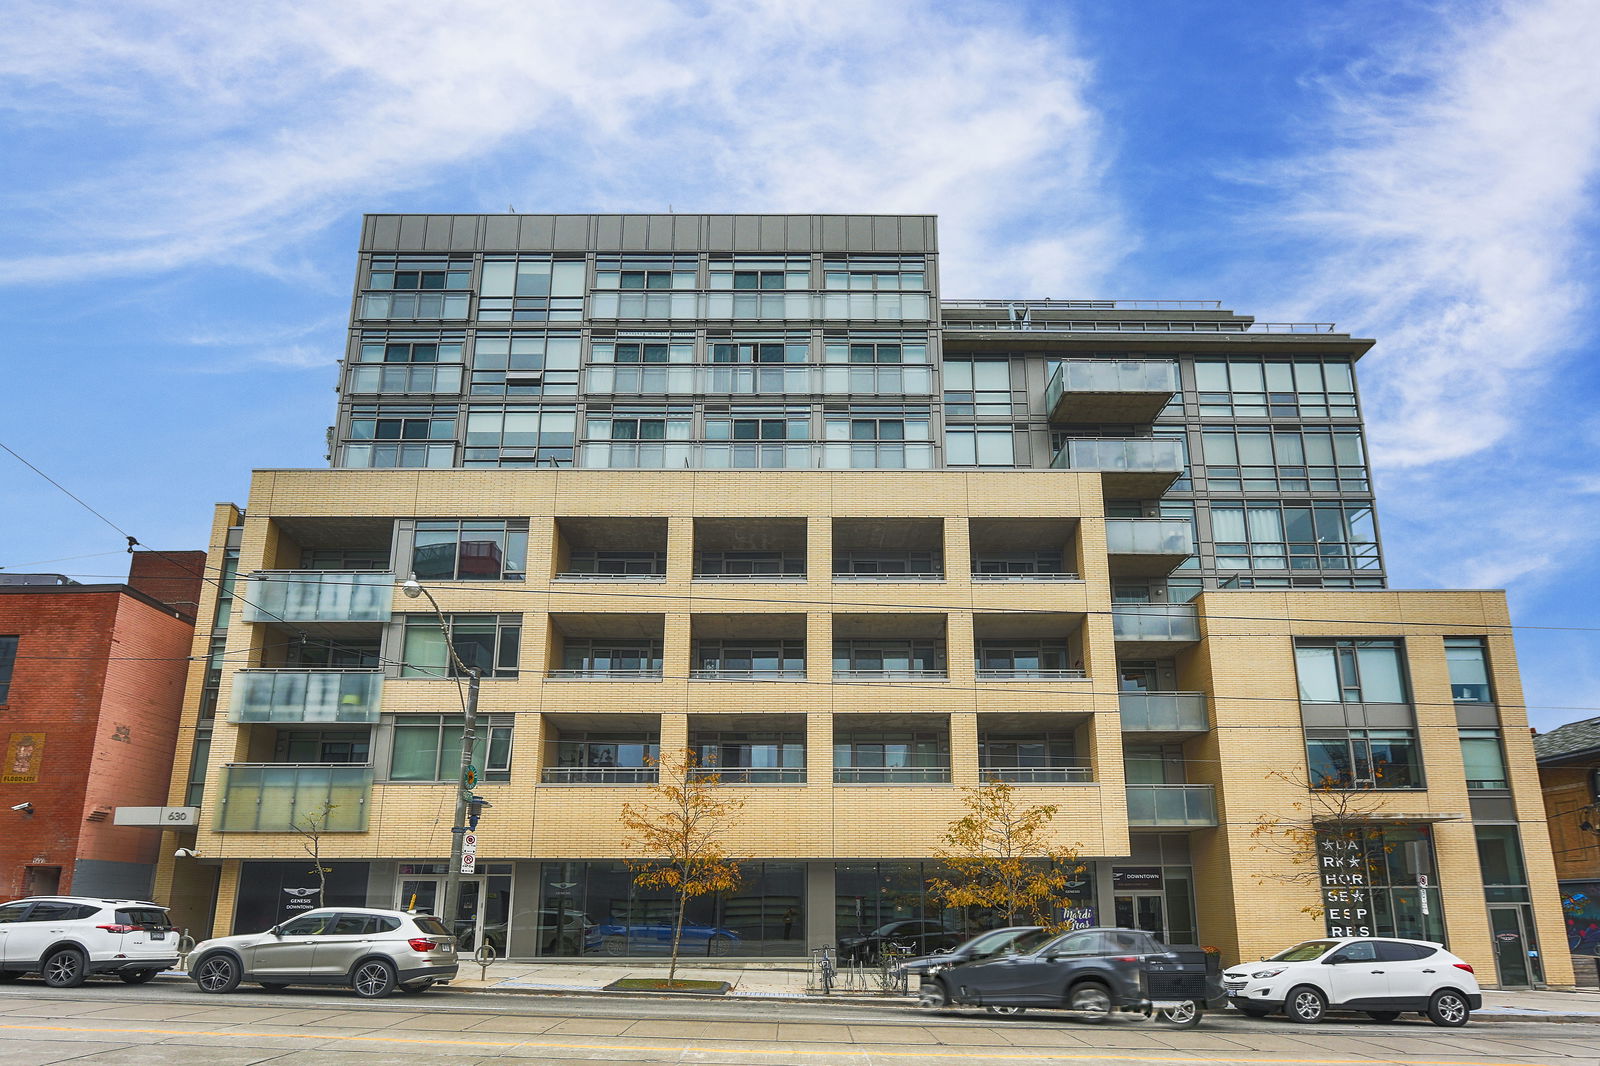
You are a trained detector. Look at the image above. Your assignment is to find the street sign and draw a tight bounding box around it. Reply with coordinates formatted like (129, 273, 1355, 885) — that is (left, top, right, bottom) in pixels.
(462, 832, 477, 848)
(460, 850, 476, 874)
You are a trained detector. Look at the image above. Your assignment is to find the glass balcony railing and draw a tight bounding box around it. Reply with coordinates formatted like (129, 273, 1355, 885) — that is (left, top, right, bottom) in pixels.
(540, 767, 659, 785)
(688, 767, 807, 784)
(974, 667, 1087, 681)
(1105, 519, 1195, 556)
(585, 364, 936, 397)
(834, 667, 949, 681)
(546, 667, 664, 681)
(690, 668, 807, 680)
(1118, 691, 1209, 733)
(242, 570, 392, 624)
(980, 766, 1093, 784)
(1050, 439, 1185, 476)
(834, 766, 951, 784)
(216, 764, 373, 832)
(1046, 359, 1178, 408)
(1112, 604, 1200, 642)
(1126, 784, 1217, 826)
(230, 669, 383, 724)
(581, 442, 935, 470)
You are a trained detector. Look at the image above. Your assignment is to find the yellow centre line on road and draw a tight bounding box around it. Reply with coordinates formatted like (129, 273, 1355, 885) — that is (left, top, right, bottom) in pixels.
(0, 1022, 1557, 1066)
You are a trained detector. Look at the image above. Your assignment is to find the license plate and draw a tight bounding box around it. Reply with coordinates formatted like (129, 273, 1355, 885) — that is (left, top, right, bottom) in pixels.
(150, 931, 166, 941)
(1227, 989, 1242, 997)
(441, 944, 453, 953)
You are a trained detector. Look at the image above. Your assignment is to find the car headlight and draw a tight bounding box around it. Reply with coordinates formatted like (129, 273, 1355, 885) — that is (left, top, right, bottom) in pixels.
(1250, 968, 1286, 979)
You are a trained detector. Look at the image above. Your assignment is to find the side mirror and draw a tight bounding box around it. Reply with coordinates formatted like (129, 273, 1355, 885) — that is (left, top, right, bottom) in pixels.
(270, 926, 283, 938)
(1322, 956, 1342, 964)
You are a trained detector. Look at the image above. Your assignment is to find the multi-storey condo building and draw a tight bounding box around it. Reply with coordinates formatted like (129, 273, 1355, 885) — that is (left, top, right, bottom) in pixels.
(153, 214, 1569, 987)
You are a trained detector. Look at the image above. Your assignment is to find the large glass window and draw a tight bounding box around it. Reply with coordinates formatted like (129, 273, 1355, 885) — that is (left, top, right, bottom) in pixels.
(834, 730, 950, 778)
(585, 407, 694, 441)
(945, 426, 1015, 466)
(691, 731, 805, 778)
(350, 333, 466, 395)
(704, 407, 811, 441)
(695, 551, 804, 577)
(1295, 639, 1409, 703)
(1459, 729, 1509, 789)
(1194, 359, 1358, 419)
(710, 257, 810, 290)
(410, 520, 528, 581)
(551, 732, 658, 770)
(1201, 427, 1368, 492)
(710, 336, 810, 363)
(693, 640, 805, 677)
(274, 728, 370, 764)
(478, 257, 584, 321)
(823, 336, 930, 364)
(1211, 502, 1378, 572)
(0, 635, 16, 704)
(594, 256, 697, 290)
(1445, 637, 1493, 702)
(558, 639, 664, 675)
(592, 336, 696, 364)
(823, 257, 927, 291)
(943, 358, 1012, 417)
(361, 257, 472, 321)
(470, 333, 580, 396)
(391, 714, 512, 782)
(1318, 826, 1444, 942)
(462, 406, 576, 468)
(343, 403, 456, 468)
(833, 640, 945, 676)
(1306, 728, 1423, 789)
(401, 614, 521, 678)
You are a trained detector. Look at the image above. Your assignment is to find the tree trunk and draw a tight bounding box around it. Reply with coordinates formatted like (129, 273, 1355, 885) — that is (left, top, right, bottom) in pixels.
(669, 888, 689, 985)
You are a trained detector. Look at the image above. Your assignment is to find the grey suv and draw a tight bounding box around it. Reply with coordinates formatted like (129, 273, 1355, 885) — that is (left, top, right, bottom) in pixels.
(188, 907, 457, 997)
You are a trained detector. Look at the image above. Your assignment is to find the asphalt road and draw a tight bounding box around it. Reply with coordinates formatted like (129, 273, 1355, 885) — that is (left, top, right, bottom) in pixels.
(0, 977, 1595, 1066)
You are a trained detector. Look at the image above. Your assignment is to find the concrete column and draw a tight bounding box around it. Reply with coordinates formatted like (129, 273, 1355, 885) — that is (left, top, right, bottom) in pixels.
(805, 860, 836, 952)
(950, 711, 979, 787)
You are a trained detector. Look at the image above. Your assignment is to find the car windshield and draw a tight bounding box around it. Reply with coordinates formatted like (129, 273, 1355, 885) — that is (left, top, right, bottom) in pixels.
(1271, 940, 1340, 962)
(413, 916, 450, 936)
(959, 928, 1050, 957)
(116, 908, 170, 929)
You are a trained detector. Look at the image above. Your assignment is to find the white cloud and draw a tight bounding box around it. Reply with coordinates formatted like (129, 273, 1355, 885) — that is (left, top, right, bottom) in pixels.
(0, 0, 1121, 296)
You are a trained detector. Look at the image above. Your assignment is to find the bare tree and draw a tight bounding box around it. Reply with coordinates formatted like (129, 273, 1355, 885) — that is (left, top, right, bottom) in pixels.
(619, 749, 744, 985)
(292, 800, 339, 907)
(927, 780, 1086, 931)
(1250, 768, 1392, 923)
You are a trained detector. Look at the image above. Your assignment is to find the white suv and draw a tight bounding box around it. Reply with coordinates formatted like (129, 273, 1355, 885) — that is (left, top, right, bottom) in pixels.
(1223, 937, 1481, 1027)
(0, 897, 178, 986)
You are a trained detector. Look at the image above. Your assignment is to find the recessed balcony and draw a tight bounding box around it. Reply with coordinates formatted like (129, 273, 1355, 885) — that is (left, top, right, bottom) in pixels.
(1046, 360, 1178, 424)
(215, 763, 373, 832)
(1118, 691, 1210, 737)
(1125, 783, 1217, 827)
(980, 766, 1093, 784)
(230, 669, 383, 724)
(1105, 519, 1195, 576)
(1050, 439, 1184, 497)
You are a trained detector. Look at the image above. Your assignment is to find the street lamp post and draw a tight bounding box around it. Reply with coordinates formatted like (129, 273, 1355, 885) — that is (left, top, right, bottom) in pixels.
(400, 576, 480, 941)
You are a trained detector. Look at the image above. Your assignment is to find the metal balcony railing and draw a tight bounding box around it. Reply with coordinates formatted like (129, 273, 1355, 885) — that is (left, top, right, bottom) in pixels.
(980, 766, 1094, 784)
(553, 571, 667, 582)
(540, 767, 659, 785)
(546, 668, 664, 681)
(832, 572, 945, 582)
(834, 668, 948, 681)
(230, 669, 383, 724)
(1125, 784, 1217, 827)
(688, 767, 807, 784)
(974, 667, 1087, 681)
(971, 570, 1081, 582)
(690, 668, 807, 680)
(1118, 691, 1210, 733)
(834, 766, 951, 784)
(216, 763, 372, 832)
(242, 570, 392, 624)
(1105, 519, 1195, 556)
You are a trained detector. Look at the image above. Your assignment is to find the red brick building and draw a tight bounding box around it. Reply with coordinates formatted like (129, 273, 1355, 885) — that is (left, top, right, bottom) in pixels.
(0, 554, 203, 900)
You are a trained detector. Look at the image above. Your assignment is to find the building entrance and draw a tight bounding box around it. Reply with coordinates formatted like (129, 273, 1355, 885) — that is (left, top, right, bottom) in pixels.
(1113, 892, 1167, 941)
(395, 874, 510, 956)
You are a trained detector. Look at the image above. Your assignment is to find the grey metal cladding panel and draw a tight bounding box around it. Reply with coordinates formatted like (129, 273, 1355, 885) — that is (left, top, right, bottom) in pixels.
(924, 216, 938, 251)
(847, 216, 873, 250)
(786, 216, 812, 251)
(760, 215, 786, 250)
(646, 215, 676, 250)
(483, 215, 520, 251)
(821, 216, 850, 251)
(673, 214, 704, 250)
(733, 215, 762, 251)
(707, 215, 735, 251)
(368, 215, 402, 251)
(620, 215, 649, 250)
(449, 216, 480, 250)
(872, 216, 898, 250)
(397, 215, 428, 249)
(595, 215, 624, 249)
(423, 215, 456, 250)
(1467, 793, 1517, 823)
(550, 215, 587, 250)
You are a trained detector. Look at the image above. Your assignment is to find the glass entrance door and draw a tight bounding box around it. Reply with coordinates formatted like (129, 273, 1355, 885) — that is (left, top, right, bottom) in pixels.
(1114, 893, 1167, 940)
(1489, 905, 1541, 987)
(397, 877, 486, 952)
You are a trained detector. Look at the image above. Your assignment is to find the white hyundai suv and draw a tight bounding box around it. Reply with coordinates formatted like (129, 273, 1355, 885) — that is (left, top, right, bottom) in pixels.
(1223, 937, 1481, 1027)
(0, 897, 179, 986)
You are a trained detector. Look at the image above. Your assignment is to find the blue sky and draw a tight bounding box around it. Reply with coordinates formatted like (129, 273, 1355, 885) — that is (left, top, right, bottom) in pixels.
(2, 0, 1597, 730)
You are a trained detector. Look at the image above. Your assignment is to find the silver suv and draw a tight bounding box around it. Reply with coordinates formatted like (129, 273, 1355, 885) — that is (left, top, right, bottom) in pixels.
(188, 907, 457, 998)
(0, 897, 178, 986)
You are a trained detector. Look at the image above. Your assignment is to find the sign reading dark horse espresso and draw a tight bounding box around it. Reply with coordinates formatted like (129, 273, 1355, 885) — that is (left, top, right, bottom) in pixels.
(1319, 834, 1373, 937)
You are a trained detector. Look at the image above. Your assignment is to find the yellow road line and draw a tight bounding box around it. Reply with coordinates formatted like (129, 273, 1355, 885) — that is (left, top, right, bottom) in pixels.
(0, 1022, 1557, 1066)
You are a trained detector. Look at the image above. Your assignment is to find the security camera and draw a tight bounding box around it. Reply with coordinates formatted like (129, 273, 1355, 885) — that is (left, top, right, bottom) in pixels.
(9, 802, 32, 813)
(174, 847, 199, 858)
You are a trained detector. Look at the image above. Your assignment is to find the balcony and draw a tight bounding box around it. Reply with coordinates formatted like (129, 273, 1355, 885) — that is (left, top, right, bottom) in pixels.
(1125, 784, 1217, 827)
(834, 766, 951, 784)
(981, 766, 1093, 784)
(1050, 439, 1184, 497)
(1112, 604, 1200, 658)
(215, 764, 372, 832)
(1118, 692, 1209, 737)
(540, 767, 658, 785)
(1046, 360, 1178, 424)
(690, 667, 806, 681)
(974, 667, 1086, 681)
(546, 667, 663, 681)
(689, 767, 806, 785)
(242, 570, 392, 625)
(581, 441, 936, 470)
(230, 669, 383, 724)
(834, 667, 948, 681)
(1104, 519, 1195, 576)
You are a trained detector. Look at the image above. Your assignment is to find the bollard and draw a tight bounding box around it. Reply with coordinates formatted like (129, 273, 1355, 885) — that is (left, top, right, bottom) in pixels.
(474, 941, 497, 982)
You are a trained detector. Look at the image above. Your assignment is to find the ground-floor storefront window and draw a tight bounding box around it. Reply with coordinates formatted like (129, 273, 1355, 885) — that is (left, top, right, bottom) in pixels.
(1318, 825, 1445, 943)
(232, 860, 370, 934)
(392, 862, 513, 955)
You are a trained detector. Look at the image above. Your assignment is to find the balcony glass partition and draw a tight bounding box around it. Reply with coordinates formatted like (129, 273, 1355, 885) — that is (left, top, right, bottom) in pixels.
(1117, 692, 1209, 733)
(1105, 519, 1195, 556)
(1050, 439, 1185, 474)
(1046, 360, 1178, 407)
(1112, 604, 1200, 641)
(216, 764, 372, 832)
(243, 570, 392, 623)
(1125, 784, 1217, 826)
(582, 442, 934, 470)
(231, 670, 383, 724)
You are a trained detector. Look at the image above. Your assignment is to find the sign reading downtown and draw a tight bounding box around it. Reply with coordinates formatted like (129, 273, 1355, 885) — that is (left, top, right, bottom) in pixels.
(1319, 834, 1373, 938)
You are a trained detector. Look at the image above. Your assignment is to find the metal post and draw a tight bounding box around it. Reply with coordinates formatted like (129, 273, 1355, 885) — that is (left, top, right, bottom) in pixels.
(441, 667, 479, 934)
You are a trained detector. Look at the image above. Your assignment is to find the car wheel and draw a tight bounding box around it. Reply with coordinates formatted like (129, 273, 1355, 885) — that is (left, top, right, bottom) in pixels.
(706, 934, 733, 957)
(986, 1005, 1026, 1017)
(1426, 990, 1471, 1028)
(1286, 985, 1327, 1023)
(1068, 982, 1112, 1024)
(351, 959, 397, 998)
(192, 954, 241, 994)
(1366, 1010, 1401, 1022)
(42, 948, 88, 989)
(1236, 1004, 1273, 1018)
(603, 934, 627, 957)
(1157, 1001, 1202, 1028)
(119, 969, 160, 985)
(918, 982, 948, 1009)
(399, 978, 435, 994)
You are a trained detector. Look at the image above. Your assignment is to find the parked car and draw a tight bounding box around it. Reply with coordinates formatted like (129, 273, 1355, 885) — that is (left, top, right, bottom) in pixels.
(917, 926, 1216, 1024)
(188, 907, 458, 998)
(838, 918, 965, 965)
(595, 918, 740, 956)
(1222, 937, 1481, 1027)
(899, 926, 1053, 1014)
(0, 896, 178, 987)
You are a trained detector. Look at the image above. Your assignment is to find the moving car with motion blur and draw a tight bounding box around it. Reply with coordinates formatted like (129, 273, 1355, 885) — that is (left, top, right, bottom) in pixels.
(187, 907, 458, 998)
(898, 926, 1052, 1014)
(838, 918, 965, 965)
(1222, 937, 1480, 1027)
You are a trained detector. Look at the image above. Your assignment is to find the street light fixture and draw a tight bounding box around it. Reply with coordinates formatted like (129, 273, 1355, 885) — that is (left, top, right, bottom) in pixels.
(400, 574, 481, 941)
